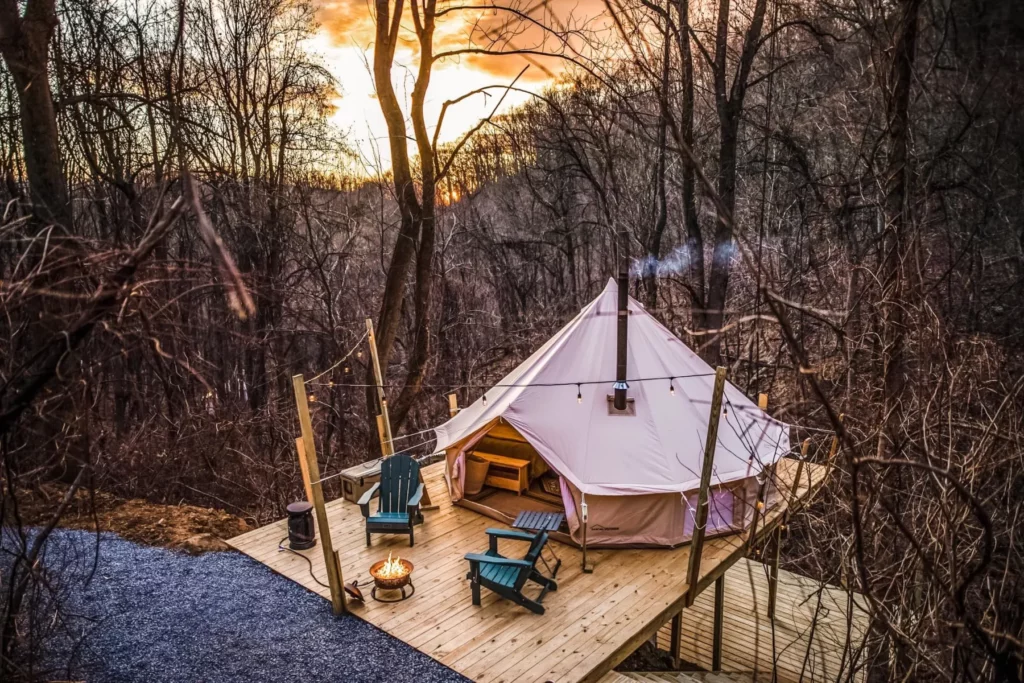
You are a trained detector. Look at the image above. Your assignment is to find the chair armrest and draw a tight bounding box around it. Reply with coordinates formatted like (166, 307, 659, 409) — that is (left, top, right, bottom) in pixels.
(408, 482, 425, 508)
(485, 528, 537, 542)
(464, 553, 532, 568)
(357, 482, 380, 517)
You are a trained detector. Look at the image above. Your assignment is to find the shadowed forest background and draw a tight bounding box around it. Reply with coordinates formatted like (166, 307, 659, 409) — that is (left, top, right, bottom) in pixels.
(1, 0, 1022, 680)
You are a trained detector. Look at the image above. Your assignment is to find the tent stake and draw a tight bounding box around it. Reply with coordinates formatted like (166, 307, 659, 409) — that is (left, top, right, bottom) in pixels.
(685, 365, 727, 607)
(581, 498, 593, 573)
(292, 374, 346, 615)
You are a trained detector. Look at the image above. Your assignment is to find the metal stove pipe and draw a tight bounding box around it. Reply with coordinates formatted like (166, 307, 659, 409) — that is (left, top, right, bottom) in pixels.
(614, 224, 629, 410)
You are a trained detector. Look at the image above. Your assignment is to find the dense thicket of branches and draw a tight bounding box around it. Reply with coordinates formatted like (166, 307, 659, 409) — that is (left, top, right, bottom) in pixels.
(1, 0, 1021, 680)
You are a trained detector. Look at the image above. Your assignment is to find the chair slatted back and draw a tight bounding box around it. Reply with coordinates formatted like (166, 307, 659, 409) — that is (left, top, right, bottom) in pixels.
(378, 453, 420, 514)
(515, 530, 549, 589)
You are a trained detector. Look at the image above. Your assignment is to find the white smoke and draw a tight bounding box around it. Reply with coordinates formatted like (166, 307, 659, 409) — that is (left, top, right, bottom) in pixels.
(631, 244, 694, 278)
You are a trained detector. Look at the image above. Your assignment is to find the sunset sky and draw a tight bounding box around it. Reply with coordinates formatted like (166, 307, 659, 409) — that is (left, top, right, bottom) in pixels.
(311, 0, 609, 172)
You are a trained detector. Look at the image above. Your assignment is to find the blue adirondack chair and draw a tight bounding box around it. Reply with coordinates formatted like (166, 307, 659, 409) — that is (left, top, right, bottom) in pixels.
(464, 529, 557, 615)
(358, 453, 424, 547)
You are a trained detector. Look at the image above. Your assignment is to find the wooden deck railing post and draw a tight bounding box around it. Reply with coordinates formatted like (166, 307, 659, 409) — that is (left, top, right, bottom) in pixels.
(292, 374, 347, 616)
(685, 366, 727, 607)
(294, 437, 314, 505)
(746, 393, 770, 556)
(712, 575, 725, 670)
(767, 521, 783, 620)
(791, 438, 811, 505)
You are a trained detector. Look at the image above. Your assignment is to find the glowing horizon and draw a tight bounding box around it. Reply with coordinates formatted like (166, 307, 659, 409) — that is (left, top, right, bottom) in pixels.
(311, 0, 607, 175)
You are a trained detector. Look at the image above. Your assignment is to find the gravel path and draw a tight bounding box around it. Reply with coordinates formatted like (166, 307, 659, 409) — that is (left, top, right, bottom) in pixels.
(11, 529, 470, 683)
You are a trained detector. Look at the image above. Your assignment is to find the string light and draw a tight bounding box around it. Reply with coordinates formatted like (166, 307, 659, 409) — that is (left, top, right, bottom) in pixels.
(482, 393, 488, 407)
(577, 384, 582, 404)
(309, 394, 316, 403)
(669, 378, 675, 395)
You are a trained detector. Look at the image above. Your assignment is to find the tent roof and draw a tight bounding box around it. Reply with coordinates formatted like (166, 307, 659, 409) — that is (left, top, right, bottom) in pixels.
(433, 280, 791, 496)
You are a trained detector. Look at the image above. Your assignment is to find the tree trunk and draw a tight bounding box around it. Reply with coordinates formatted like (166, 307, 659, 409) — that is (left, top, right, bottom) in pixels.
(704, 0, 768, 362)
(0, 0, 70, 227)
(876, 0, 922, 461)
(643, 17, 671, 310)
(673, 0, 705, 326)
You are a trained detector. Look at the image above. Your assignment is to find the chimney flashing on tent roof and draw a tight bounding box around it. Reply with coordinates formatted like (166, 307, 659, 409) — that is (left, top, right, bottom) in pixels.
(606, 394, 636, 416)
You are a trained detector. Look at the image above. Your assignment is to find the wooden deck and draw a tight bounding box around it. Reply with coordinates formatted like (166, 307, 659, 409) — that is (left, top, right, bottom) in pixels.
(655, 559, 869, 683)
(228, 458, 825, 683)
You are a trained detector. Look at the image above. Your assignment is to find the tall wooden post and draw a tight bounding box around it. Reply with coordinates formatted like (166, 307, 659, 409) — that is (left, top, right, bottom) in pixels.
(712, 574, 725, 670)
(826, 413, 845, 473)
(448, 393, 459, 417)
(747, 393, 771, 554)
(366, 318, 394, 456)
(791, 438, 811, 505)
(767, 521, 783, 620)
(292, 374, 346, 615)
(685, 366, 728, 606)
(294, 437, 314, 505)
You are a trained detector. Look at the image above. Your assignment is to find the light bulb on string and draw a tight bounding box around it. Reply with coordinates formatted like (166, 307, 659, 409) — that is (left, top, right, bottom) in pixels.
(577, 384, 582, 404)
(669, 378, 675, 396)
(482, 393, 488, 407)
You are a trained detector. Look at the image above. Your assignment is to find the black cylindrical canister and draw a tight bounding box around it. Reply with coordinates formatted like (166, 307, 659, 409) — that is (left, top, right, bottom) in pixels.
(287, 501, 316, 550)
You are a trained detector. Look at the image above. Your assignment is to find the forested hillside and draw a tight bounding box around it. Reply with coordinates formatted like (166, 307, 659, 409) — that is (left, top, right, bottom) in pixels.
(1, 0, 1021, 680)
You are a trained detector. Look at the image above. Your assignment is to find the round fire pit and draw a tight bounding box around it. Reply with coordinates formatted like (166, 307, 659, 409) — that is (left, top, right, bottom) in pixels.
(368, 554, 415, 602)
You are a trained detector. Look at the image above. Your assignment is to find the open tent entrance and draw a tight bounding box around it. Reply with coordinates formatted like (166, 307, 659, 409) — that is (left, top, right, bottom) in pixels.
(449, 420, 571, 537)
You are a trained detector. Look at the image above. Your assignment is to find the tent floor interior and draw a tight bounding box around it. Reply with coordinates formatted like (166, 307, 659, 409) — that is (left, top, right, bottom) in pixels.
(227, 458, 826, 683)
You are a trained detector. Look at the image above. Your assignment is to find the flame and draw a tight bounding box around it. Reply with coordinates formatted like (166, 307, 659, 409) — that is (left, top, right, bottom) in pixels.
(377, 551, 408, 579)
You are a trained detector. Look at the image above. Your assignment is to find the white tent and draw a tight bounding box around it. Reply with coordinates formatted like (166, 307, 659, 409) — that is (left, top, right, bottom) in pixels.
(434, 279, 791, 547)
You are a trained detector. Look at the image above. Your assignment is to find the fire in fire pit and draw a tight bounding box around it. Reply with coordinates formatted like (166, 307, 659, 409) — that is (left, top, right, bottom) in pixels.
(368, 552, 415, 602)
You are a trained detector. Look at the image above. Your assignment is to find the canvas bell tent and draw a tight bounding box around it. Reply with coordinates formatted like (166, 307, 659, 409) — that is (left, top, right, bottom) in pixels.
(433, 279, 792, 548)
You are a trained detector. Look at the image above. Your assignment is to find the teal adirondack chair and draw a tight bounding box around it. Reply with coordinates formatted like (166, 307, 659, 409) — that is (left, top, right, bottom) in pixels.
(464, 529, 557, 615)
(358, 453, 424, 547)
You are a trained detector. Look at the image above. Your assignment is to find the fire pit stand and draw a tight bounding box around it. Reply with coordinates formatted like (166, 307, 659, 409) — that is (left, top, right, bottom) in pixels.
(371, 580, 415, 603)
(368, 556, 416, 603)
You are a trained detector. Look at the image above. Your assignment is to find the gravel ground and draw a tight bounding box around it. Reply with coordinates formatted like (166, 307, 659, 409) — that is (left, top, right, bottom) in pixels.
(7, 529, 469, 683)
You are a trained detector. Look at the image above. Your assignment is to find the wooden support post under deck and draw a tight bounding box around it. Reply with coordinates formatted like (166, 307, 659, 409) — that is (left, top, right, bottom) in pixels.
(712, 574, 725, 670)
(685, 365, 727, 607)
(292, 374, 346, 615)
(669, 611, 682, 669)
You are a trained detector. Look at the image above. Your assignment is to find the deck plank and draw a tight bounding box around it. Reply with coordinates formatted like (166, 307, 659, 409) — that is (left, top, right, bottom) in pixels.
(227, 458, 827, 683)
